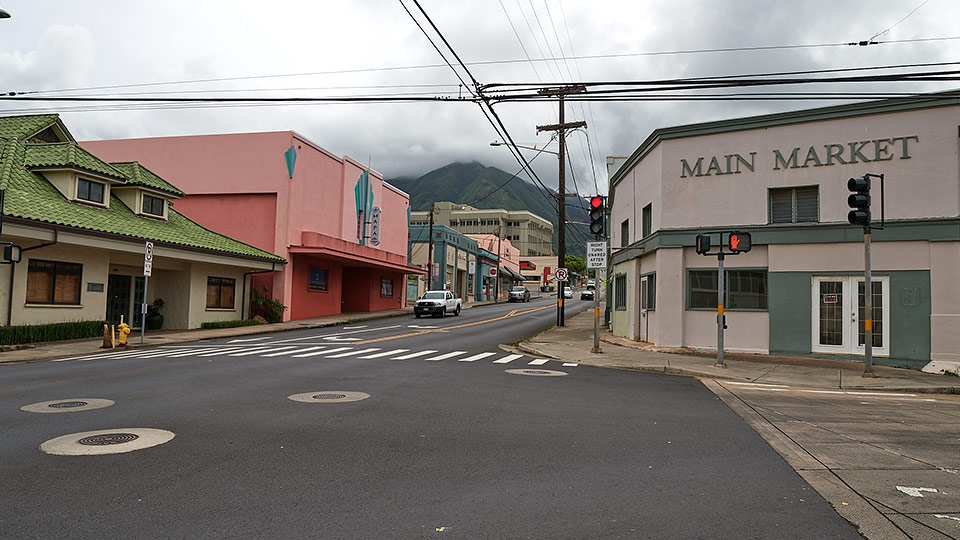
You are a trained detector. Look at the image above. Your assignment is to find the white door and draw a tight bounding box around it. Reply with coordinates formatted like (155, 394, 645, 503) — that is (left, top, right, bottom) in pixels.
(638, 276, 648, 342)
(812, 276, 890, 356)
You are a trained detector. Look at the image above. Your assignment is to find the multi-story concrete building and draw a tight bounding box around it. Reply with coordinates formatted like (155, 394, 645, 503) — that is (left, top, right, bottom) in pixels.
(409, 202, 554, 257)
(607, 91, 959, 374)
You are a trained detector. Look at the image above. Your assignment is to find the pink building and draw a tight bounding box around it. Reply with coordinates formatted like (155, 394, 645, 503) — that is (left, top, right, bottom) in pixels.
(84, 132, 419, 321)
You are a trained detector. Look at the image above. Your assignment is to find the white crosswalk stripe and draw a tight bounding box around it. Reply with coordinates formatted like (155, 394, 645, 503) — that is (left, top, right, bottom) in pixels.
(325, 348, 381, 358)
(457, 352, 496, 362)
(425, 351, 467, 361)
(50, 341, 580, 368)
(293, 346, 352, 358)
(391, 350, 438, 360)
(358, 349, 409, 359)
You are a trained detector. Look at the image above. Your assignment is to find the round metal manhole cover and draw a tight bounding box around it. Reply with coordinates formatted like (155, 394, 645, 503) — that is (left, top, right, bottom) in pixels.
(40, 428, 175, 456)
(288, 391, 371, 404)
(21, 398, 115, 414)
(78, 433, 140, 446)
(505, 368, 568, 377)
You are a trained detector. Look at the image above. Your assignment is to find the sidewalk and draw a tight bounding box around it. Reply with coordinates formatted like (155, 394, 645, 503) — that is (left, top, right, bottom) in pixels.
(3, 306, 959, 394)
(517, 310, 960, 394)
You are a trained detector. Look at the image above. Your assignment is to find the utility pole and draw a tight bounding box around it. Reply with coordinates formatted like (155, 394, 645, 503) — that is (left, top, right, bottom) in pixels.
(427, 202, 435, 291)
(537, 85, 586, 327)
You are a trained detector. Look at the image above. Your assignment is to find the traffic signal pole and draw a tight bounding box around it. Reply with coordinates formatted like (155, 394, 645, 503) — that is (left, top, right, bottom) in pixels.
(863, 225, 874, 377)
(848, 174, 883, 378)
(716, 251, 725, 368)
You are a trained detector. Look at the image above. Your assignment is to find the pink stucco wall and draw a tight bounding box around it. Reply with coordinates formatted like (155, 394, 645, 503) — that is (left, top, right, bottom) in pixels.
(82, 131, 413, 319)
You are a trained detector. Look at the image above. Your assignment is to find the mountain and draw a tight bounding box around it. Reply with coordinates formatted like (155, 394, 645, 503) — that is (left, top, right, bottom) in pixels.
(388, 161, 590, 257)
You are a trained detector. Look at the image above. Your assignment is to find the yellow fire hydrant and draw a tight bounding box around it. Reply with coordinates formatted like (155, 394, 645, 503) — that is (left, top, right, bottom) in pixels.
(117, 322, 131, 347)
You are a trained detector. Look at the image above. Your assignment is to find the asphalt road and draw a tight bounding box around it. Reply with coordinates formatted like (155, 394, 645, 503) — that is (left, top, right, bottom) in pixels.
(2, 298, 861, 539)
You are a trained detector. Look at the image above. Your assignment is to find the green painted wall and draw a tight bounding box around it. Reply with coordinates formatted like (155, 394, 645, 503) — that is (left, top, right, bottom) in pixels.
(769, 271, 931, 368)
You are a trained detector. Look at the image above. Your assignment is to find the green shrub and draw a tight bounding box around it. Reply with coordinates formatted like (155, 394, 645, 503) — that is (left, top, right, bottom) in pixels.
(200, 319, 264, 329)
(0, 320, 106, 346)
(250, 285, 287, 324)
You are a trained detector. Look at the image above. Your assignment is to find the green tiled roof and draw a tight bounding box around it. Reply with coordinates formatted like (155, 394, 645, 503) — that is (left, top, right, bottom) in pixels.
(0, 115, 284, 264)
(110, 162, 184, 197)
(24, 142, 128, 181)
(0, 114, 64, 140)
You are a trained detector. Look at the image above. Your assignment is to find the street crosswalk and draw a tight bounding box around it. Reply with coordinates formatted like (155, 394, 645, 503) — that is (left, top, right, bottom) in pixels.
(52, 343, 580, 367)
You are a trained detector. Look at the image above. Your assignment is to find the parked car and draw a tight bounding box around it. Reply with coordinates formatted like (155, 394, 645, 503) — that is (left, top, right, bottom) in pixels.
(508, 286, 530, 302)
(563, 286, 573, 299)
(580, 289, 595, 301)
(414, 290, 461, 318)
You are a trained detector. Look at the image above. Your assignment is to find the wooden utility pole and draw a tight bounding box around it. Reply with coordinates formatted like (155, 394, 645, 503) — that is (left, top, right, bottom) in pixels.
(537, 85, 586, 327)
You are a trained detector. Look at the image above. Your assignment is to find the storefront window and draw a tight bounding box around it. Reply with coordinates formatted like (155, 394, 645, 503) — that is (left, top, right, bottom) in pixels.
(688, 270, 767, 310)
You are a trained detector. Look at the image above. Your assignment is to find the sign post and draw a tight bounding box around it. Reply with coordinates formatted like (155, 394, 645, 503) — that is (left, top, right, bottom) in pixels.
(555, 267, 568, 326)
(586, 242, 607, 353)
(141, 241, 153, 344)
(694, 231, 752, 367)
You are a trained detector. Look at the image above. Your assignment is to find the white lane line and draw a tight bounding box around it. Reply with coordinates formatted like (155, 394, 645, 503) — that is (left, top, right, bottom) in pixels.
(293, 346, 353, 358)
(228, 337, 270, 343)
(493, 354, 524, 364)
(53, 350, 144, 362)
(325, 348, 382, 358)
(425, 351, 467, 361)
(359, 349, 409, 359)
(197, 348, 247, 357)
(272, 324, 403, 344)
(163, 347, 225, 357)
(261, 346, 326, 357)
(527, 358, 550, 366)
(226, 347, 278, 357)
(800, 390, 918, 397)
(562, 362, 579, 367)
(391, 350, 438, 360)
(228, 346, 298, 357)
(458, 352, 497, 362)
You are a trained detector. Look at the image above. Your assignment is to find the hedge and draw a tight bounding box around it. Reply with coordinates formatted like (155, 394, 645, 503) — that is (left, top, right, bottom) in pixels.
(0, 320, 106, 346)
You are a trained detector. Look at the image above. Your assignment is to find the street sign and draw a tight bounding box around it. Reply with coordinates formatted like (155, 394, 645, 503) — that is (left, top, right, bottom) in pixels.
(586, 241, 607, 269)
(555, 267, 568, 281)
(144, 241, 154, 276)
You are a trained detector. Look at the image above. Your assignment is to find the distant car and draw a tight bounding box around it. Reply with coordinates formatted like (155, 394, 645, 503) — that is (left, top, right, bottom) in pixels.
(508, 286, 530, 302)
(563, 286, 573, 299)
(586, 279, 596, 290)
(580, 289, 594, 301)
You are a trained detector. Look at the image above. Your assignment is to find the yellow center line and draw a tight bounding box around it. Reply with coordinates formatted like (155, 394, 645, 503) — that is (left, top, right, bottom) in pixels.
(352, 304, 553, 345)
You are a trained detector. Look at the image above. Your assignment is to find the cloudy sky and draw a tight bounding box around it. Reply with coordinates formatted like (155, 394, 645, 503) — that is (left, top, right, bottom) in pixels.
(1, 0, 958, 195)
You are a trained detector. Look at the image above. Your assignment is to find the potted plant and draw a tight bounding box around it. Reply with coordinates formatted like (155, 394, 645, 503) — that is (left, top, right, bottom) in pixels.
(145, 298, 165, 330)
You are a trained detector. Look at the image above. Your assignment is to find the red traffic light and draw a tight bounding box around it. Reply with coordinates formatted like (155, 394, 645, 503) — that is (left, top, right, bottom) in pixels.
(590, 196, 603, 209)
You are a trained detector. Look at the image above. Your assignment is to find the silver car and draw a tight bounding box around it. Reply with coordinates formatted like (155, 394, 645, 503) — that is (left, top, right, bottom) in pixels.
(563, 286, 573, 299)
(508, 286, 530, 302)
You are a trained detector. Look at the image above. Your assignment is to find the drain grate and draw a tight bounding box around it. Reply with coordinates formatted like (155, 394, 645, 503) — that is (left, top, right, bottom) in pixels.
(48, 401, 88, 409)
(78, 433, 140, 446)
(524, 370, 552, 375)
(313, 393, 348, 400)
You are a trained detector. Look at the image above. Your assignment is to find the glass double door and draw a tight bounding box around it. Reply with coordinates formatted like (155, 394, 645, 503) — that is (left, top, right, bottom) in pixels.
(812, 276, 889, 356)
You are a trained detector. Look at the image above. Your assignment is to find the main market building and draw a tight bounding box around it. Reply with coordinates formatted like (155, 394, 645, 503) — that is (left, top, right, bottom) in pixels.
(607, 90, 959, 373)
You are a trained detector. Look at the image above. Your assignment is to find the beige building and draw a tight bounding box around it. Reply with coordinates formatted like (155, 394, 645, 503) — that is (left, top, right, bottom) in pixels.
(608, 91, 960, 374)
(410, 202, 554, 257)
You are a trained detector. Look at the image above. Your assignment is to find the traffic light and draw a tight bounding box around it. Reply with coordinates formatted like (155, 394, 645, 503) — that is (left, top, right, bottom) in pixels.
(589, 196, 604, 238)
(847, 176, 871, 227)
(728, 231, 752, 253)
(695, 234, 711, 255)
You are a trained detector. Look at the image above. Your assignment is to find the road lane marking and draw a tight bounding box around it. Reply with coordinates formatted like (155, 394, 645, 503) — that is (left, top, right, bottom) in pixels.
(261, 346, 326, 357)
(229, 346, 298, 356)
(359, 349, 409, 359)
(197, 348, 246, 357)
(294, 346, 352, 357)
(562, 362, 579, 367)
(325, 348, 381, 358)
(493, 354, 524, 364)
(391, 350, 438, 360)
(352, 305, 554, 345)
(457, 352, 496, 362)
(527, 358, 550, 366)
(426, 351, 467, 361)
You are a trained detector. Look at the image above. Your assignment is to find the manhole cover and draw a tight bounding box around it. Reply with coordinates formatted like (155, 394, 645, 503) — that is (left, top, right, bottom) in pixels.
(78, 433, 140, 446)
(21, 398, 115, 414)
(48, 401, 88, 409)
(40, 428, 175, 456)
(505, 368, 568, 377)
(288, 391, 371, 404)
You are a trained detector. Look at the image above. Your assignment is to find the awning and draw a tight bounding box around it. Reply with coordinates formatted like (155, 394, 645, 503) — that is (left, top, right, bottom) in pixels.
(291, 231, 426, 275)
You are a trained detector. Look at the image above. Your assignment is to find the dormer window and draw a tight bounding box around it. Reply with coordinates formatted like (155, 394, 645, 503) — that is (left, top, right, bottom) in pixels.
(142, 193, 165, 217)
(77, 178, 105, 204)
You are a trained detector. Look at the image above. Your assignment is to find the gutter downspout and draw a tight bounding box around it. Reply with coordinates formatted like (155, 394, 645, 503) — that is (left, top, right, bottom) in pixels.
(8, 231, 58, 325)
